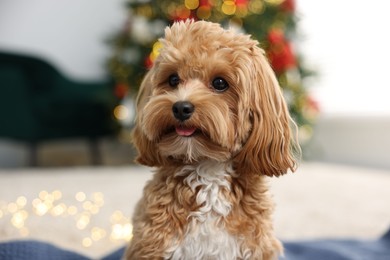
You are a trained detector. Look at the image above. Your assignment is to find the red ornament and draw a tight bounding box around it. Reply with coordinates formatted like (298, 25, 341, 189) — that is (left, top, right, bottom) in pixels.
(306, 95, 320, 114)
(267, 29, 296, 74)
(281, 0, 295, 12)
(114, 83, 129, 99)
(267, 29, 284, 44)
(236, 0, 248, 6)
(199, 0, 211, 7)
(172, 11, 197, 22)
(173, 7, 191, 21)
(144, 56, 153, 69)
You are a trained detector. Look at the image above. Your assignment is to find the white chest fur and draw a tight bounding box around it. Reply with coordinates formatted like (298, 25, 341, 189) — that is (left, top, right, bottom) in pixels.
(165, 161, 249, 260)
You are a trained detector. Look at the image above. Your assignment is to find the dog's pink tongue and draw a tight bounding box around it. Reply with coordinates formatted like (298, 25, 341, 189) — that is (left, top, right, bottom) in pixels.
(175, 126, 196, 137)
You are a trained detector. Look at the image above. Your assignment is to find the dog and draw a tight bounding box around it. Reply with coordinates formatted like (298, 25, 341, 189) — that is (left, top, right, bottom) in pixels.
(125, 20, 299, 260)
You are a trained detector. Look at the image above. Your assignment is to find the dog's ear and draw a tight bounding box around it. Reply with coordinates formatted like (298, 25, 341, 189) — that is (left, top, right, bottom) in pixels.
(234, 46, 300, 177)
(131, 70, 165, 167)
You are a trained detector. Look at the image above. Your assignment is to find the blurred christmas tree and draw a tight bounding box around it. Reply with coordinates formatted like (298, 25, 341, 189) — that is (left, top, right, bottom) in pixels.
(108, 0, 317, 144)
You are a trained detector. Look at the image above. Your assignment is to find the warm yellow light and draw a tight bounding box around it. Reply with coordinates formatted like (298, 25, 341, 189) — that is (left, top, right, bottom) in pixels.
(113, 105, 129, 120)
(148, 40, 163, 63)
(249, 0, 265, 14)
(39, 190, 49, 200)
(91, 227, 106, 241)
(51, 203, 67, 216)
(75, 192, 86, 202)
(110, 223, 133, 241)
(52, 190, 62, 200)
(185, 0, 199, 10)
(110, 210, 124, 223)
(32, 199, 40, 207)
(82, 237, 92, 248)
(67, 205, 78, 215)
(123, 223, 133, 241)
(92, 192, 104, 208)
(221, 1, 236, 15)
(11, 211, 27, 229)
(1, 190, 139, 248)
(89, 205, 100, 215)
(34, 202, 49, 216)
(76, 214, 90, 230)
(264, 0, 285, 5)
(152, 41, 162, 56)
(83, 201, 93, 211)
(16, 196, 27, 208)
(92, 192, 104, 203)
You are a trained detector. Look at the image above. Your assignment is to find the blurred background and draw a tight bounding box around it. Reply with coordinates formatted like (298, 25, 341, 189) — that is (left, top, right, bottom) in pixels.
(1, 0, 389, 169)
(0, 0, 389, 258)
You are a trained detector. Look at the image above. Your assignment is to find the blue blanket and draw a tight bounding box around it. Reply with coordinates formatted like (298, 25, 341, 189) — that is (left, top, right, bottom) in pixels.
(1, 229, 389, 260)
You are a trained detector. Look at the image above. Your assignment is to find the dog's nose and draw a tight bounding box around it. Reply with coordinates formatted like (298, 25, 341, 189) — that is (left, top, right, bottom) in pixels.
(172, 101, 194, 121)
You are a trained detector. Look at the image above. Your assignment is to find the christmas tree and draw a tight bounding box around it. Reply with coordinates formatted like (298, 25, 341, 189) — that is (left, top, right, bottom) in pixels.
(108, 0, 317, 144)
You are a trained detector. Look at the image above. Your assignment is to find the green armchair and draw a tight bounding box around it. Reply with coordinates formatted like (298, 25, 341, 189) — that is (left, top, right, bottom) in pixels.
(0, 51, 120, 166)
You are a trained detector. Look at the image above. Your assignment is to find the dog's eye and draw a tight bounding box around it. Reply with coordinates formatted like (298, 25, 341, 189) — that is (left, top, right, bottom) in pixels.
(212, 77, 229, 92)
(168, 74, 180, 87)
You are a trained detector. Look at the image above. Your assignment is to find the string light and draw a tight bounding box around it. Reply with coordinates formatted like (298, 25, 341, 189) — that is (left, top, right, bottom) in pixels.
(221, 0, 237, 15)
(110, 223, 133, 241)
(264, 0, 285, 5)
(76, 213, 91, 230)
(248, 0, 265, 14)
(51, 203, 67, 216)
(75, 192, 86, 202)
(16, 196, 27, 207)
(67, 205, 78, 216)
(0, 190, 134, 248)
(175, 5, 191, 20)
(113, 105, 130, 121)
(150, 41, 163, 62)
(82, 237, 93, 248)
(185, 0, 199, 10)
(91, 226, 107, 241)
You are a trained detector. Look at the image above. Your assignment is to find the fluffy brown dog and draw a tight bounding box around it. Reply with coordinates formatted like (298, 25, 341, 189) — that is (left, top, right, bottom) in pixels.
(126, 20, 299, 260)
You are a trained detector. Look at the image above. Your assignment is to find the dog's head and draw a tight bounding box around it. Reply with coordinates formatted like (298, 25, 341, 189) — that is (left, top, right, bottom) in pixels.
(132, 20, 299, 176)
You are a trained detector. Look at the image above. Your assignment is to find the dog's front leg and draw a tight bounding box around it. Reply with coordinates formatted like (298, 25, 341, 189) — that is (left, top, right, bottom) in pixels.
(124, 172, 189, 259)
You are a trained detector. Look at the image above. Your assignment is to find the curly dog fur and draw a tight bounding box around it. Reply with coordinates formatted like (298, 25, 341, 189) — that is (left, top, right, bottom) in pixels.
(125, 20, 299, 260)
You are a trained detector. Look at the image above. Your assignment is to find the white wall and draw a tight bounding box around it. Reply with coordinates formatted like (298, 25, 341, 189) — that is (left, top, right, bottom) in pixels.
(0, 0, 127, 81)
(298, 0, 390, 115)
